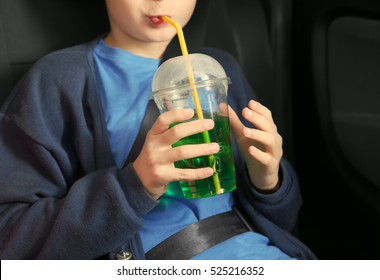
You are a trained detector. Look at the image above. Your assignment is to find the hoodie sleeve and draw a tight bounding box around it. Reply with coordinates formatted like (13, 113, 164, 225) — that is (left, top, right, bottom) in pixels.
(0, 48, 158, 260)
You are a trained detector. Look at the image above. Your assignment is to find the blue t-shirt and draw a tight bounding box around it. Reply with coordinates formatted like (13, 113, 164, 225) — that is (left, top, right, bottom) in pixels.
(93, 39, 293, 260)
(93, 39, 160, 168)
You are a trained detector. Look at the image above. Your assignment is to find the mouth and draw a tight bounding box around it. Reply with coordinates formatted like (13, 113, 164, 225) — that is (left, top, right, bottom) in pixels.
(149, 15, 168, 26)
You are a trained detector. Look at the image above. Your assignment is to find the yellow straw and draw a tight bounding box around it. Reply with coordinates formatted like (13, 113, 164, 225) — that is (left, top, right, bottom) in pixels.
(162, 16, 222, 194)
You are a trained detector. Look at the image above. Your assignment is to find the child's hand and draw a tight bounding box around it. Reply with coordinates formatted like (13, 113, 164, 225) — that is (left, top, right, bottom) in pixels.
(228, 100, 283, 193)
(133, 109, 219, 200)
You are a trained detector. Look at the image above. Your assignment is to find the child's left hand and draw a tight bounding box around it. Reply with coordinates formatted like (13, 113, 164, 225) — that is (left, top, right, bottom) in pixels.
(228, 100, 283, 193)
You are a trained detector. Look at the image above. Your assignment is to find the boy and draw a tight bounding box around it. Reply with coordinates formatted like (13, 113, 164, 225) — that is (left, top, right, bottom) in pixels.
(0, 0, 315, 259)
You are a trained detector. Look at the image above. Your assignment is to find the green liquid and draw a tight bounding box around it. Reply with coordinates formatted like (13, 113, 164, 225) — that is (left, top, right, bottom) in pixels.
(170, 115, 236, 199)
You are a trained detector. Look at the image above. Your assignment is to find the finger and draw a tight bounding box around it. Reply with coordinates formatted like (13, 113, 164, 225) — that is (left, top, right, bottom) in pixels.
(174, 167, 214, 182)
(170, 143, 220, 162)
(247, 145, 274, 166)
(149, 109, 194, 135)
(243, 128, 282, 154)
(165, 118, 215, 144)
(243, 103, 280, 133)
(247, 100, 277, 131)
(218, 102, 229, 117)
(242, 107, 274, 132)
(248, 100, 273, 121)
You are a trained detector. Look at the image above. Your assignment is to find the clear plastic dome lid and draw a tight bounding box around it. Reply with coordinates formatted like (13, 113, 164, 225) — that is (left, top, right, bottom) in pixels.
(152, 53, 230, 95)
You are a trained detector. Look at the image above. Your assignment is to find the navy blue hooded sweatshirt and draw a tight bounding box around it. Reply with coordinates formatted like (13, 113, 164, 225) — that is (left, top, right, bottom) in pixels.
(0, 1, 316, 260)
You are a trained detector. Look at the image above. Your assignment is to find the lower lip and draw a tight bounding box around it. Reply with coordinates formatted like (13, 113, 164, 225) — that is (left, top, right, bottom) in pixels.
(149, 16, 166, 26)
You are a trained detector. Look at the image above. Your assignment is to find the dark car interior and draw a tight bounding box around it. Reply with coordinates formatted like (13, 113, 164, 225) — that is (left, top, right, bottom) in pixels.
(1, 0, 379, 259)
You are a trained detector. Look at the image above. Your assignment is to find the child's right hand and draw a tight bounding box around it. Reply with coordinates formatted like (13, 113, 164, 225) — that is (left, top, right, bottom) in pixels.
(133, 109, 220, 200)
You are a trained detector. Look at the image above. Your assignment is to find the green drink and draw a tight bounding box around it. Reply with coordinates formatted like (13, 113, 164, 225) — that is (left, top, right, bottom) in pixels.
(152, 53, 236, 199)
(171, 114, 236, 199)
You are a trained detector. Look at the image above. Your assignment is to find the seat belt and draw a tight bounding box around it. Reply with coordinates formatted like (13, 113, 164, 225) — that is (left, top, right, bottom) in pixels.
(145, 207, 254, 260)
(123, 99, 160, 166)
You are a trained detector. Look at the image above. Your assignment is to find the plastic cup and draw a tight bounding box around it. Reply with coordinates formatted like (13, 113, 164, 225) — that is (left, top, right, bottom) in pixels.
(152, 53, 236, 199)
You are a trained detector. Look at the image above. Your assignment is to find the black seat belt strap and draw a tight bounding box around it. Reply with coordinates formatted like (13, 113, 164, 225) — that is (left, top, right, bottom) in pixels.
(124, 99, 159, 166)
(145, 208, 254, 260)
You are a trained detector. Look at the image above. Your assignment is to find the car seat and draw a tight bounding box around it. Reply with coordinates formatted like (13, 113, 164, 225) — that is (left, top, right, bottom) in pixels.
(293, 0, 380, 259)
(0, 0, 109, 105)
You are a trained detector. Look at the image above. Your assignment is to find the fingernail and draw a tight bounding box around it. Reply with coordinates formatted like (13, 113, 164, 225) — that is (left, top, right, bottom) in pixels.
(206, 168, 214, 176)
(184, 109, 194, 117)
(204, 119, 214, 129)
(211, 143, 220, 153)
